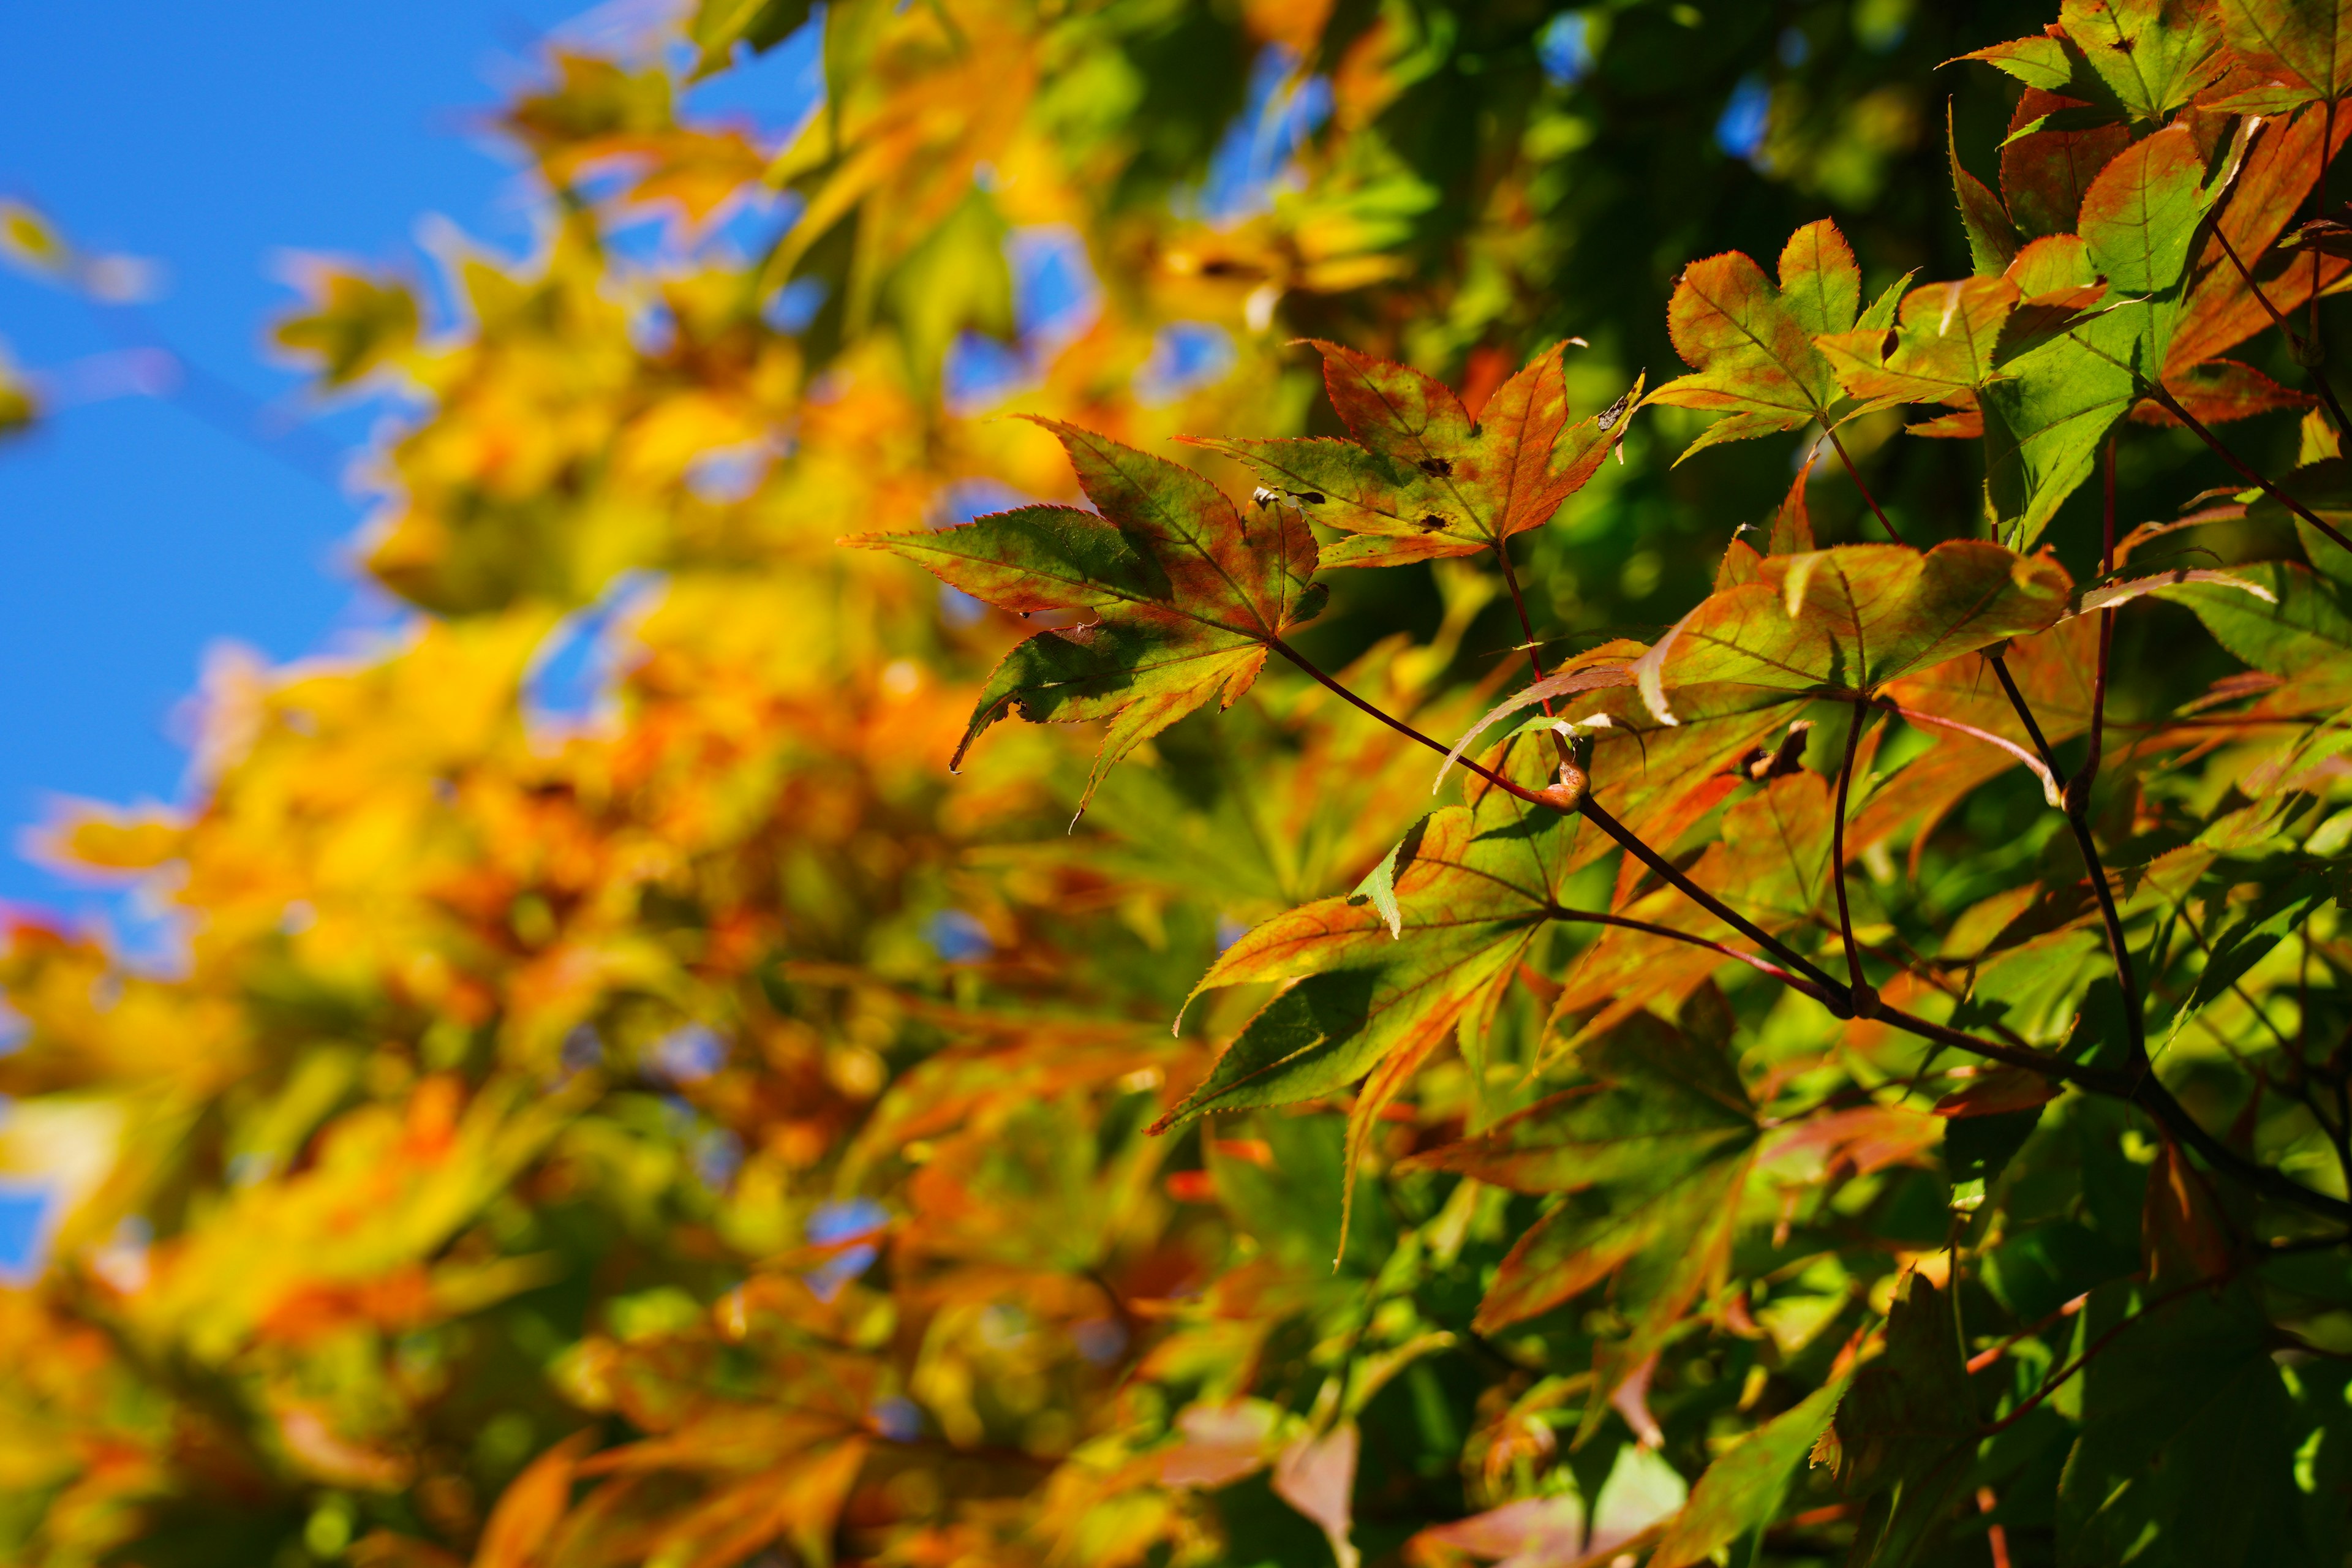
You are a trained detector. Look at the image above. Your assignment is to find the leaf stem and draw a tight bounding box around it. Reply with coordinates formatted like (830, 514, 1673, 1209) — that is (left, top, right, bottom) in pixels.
(1824, 426, 1907, 545)
(1985, 646, 2144, 1072)
(1493, 540, 1553, 693)
(2142, 380, 2352, 555)
(2214, 224, 2352, 439)
(1832, 696, 1871, 1008)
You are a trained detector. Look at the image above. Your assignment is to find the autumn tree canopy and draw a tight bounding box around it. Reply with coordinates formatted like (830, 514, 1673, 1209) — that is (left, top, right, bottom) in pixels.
(5, 1, 2352, 1565)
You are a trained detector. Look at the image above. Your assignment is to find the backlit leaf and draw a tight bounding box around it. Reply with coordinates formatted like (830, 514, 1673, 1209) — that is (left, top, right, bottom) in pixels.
(1193, 341, 1637, 568)
(851, 418, 1326, 804)
(1649, 220, 1860, 457)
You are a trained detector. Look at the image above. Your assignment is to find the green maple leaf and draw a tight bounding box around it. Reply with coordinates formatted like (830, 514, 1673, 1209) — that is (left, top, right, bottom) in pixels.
(2158, 557, 2352, 710)
(1398, 1013, 1758, 1433)
(848, 418, 1326, 804)
(1629, 541, 2076, 726)
(1154, 722, 1580, 1245)
(1950, 105, 2023, 277)
(1648, 218, 1898, 461)
(1977, 126, 2217, 545)
(1189, 339, 1637, 569)
(2205, 0, 2352, 111)
(2059, 0, 2226, 122)
(2079, 123, 2217, 295)
(2059, 1280, 2310, 1567)
(1650, 1371, 1855, 1568)
(1829, 1273, 1980, 1567)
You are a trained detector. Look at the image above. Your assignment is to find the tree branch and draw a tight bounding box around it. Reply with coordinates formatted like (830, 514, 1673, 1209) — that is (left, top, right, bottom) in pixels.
(1272, 643, 2352, 1227)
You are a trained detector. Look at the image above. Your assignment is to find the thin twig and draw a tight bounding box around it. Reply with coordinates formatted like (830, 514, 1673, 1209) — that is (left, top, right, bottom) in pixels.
(1980, 1274, 2220, 1436)
(1966, 1291, 2088, 1374)
(1543, 904, 1831, 1003)
(1268, 636, 1847, 996)
(1985, 641, 2146, 1071)
(1984, 652, 2059, 765)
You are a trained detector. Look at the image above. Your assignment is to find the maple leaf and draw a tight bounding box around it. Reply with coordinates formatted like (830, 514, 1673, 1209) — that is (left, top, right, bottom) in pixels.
(2171, 104, 2352, 374)
(1398, 1013, 1759, 1419)
(1628, 541, 2076, 726)
(2079, 123, 2217, 294)
(1153, 722, 1580, 1242)
(1973, 129, 2221, 547)
(1188, 339, 1637, 569)
(1647, 219, 1896, 461)
(1649, 1373, 1853, 1568)
(2058, 0, 2226, 121)
(1828, 1273, 1981, 1565)
(849, 418, 1326, 804)
(1950, 106, 2024, 276)
(2002, 86, 2134, 238)
(1818, 274, 2022, 412)
(2204, 0, 2352, 111)
(2158, 557, 2352, 710)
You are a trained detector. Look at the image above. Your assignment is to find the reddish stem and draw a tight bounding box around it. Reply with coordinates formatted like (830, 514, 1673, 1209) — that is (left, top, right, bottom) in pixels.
(1825, 426, 1907, 545)
(2144, 381, 2352, 556)
(1832, 696, 1870, 1005)
(1979, 1274, 2220, 1436)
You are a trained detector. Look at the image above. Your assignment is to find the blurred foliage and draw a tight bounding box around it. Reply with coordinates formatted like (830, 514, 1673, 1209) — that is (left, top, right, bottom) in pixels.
(2, 1, 2351, 1566)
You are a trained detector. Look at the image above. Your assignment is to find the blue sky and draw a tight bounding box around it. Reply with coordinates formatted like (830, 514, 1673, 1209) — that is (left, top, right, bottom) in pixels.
(0, 2, 817, 930)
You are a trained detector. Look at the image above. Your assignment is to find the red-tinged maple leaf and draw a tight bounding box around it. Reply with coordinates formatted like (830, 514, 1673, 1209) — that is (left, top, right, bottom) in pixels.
(2170, 104, 2352, 374)
(2004, 88, 2135, 238)
(1187, 339, 1638, 569)
(1648, 219, 1892, 459)
(1817, 274, 2022, 412)
(1627, 542, 2076, 727)
(848, 418, 1326, 805)
(2131, 355, 2317, 423)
